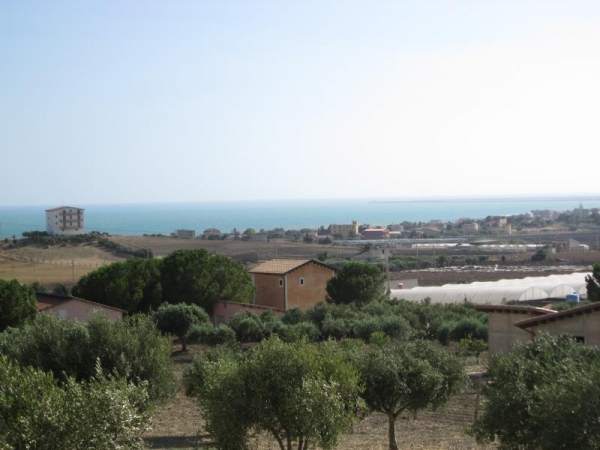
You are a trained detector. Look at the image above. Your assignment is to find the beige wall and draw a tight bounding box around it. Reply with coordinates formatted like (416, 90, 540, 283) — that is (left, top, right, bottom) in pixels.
(42, 299, 123, 323)
(487, 311, 536, 355)
(529, 312, 600, 346)
(253, 273, 286, 309)
(286, 264, 334, 310)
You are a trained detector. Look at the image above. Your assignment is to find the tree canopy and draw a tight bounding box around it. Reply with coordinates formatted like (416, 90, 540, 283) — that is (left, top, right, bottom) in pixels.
(184, 337, 361, 450)
(586, 263, 600, 302)
(72, 258, 162, 313)
(160, 249, 253, 312)
(0, 279, 37, 332)
(0, 355, 151, 450)
(73, 249, 253, 314)
(152, 302, 210, 351)
(473, 334, 600, 450)
(0, 313, 176, 402)
(326, 261, 387, 305)
(357, 340, 467, 450)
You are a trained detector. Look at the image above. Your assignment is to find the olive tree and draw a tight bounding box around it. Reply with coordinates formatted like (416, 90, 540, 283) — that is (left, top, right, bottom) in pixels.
(0, 356, 150, 449)
(0, 314, 176, 402)
(473, 334, 600, 450)
(185, 337, 361, 450)
(358, 340, 467, 450)
(0, 279, 37, 332)
(152, 302, 210, 351)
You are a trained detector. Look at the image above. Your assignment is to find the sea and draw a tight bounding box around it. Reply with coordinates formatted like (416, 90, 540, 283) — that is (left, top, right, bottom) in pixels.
(1, 196, 600, 240)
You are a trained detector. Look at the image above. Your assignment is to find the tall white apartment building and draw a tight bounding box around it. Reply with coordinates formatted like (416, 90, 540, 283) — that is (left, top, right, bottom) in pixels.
(45, 206, 85, 236)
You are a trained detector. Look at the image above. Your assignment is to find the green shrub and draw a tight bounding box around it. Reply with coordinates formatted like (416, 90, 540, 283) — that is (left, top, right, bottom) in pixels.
(369, 331, 389, 347)
(354, 317, 382, 342)
(228, 312, 266, 342)
(450, 318, 487, 342)
(0, 314, 175, 402)
(280, 322, 320, 343)
(321, 316, 354, 340)
(0, 355, 150, 449)
(381, 315, 411, 340)
(282, 307, 308, 325)
(187, 324, 236, 346)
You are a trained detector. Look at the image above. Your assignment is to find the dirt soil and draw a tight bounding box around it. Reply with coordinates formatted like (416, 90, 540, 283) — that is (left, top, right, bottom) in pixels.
(109, 235, 358, 261)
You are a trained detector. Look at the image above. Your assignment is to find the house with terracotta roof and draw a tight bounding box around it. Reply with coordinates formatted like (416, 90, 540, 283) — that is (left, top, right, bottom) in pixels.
(476, 302, 600, 354)
(37, 292, 125, 322)
(212, 259, 336, 324)
(249, 259, 336, 310)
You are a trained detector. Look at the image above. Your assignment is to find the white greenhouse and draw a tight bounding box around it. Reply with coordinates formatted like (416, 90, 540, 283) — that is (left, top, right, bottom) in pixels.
(390, 272, 590, 304)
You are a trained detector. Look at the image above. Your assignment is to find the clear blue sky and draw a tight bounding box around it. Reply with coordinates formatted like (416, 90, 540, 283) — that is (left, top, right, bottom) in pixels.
(1, 1, 599, 206)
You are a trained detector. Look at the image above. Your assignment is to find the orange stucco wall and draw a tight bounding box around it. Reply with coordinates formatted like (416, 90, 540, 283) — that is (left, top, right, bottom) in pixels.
(285, 264, 334, 310)
(253, 273, 286, 309)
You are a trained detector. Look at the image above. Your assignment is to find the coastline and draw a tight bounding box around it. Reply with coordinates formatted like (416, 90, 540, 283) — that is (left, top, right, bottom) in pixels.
(2, 196, 600, 239)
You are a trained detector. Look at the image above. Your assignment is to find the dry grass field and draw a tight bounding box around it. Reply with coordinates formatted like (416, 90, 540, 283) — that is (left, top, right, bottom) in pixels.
(109, 235, 359, 260)
(143, 345, 494, 450)
(0, 236, 356, 287)
(0, 243, 125, 286)
(1, 236, 597, 289)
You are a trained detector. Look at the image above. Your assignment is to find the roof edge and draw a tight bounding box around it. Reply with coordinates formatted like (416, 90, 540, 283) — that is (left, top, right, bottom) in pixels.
(515, 301, 600, 329)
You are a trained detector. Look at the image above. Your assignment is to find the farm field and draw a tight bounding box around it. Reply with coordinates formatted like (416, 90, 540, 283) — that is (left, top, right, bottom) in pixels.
(0, 236, 596, 288)
(109, 235, 359, 260)
(0, 244, 125, 285)
(143, 345, 494, 450)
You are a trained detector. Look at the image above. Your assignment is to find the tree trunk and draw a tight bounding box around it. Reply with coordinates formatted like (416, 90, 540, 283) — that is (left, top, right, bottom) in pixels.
(388, 413, 399, 450)
(180, 336, 187, 352)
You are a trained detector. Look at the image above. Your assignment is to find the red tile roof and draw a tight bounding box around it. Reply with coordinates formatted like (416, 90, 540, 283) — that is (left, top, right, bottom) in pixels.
(249, 259, 336, 275)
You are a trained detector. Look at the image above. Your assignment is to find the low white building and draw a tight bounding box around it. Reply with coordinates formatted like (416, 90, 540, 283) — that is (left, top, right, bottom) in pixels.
(45, 206, 84, 236)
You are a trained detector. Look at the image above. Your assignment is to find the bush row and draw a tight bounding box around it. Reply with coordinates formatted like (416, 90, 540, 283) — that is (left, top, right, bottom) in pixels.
(185, 299, 487, 346)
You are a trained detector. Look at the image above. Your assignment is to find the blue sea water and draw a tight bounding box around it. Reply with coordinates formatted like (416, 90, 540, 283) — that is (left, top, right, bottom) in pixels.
(1, 196, 600, 239)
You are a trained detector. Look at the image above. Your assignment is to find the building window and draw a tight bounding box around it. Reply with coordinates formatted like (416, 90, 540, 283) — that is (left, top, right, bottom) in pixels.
(279, 279, 283, 287)
(299, 278, 305, 286)
(574, 336, 585, 343)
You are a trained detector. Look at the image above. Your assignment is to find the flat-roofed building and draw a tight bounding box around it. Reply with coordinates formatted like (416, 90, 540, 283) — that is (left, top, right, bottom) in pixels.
(45, 206, 84, 236)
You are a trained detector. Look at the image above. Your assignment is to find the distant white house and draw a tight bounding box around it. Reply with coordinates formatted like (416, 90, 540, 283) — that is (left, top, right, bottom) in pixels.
(352, 247, 392, 261)
(45, 206, 84, 236)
